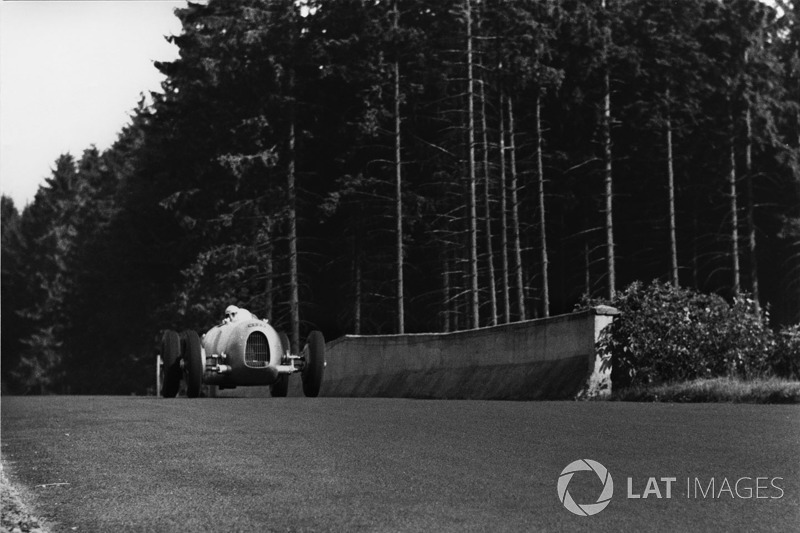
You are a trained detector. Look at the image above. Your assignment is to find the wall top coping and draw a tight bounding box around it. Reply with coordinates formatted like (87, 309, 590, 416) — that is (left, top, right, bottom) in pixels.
(326, 306, 619, 349)
(593, 305, 621, 316)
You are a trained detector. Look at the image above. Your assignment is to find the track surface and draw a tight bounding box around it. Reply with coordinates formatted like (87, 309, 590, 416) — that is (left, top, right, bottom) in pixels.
(2, 396, 799, 532)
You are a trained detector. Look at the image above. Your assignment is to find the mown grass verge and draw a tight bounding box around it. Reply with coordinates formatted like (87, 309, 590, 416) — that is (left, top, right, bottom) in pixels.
(609, 377, 800, 404)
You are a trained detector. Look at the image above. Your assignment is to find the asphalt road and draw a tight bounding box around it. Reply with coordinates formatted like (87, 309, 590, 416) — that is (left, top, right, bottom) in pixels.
(2, 396, 799, 532)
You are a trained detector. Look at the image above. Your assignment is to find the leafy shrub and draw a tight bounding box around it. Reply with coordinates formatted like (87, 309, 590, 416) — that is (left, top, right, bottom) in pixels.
(772, 324, 800, 379)
(584, 281, 799, 389)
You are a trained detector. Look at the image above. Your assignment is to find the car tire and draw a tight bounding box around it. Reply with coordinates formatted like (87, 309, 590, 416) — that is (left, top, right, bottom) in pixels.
(302, 330, 325, 398)
(182, 329, 203, 399)
(271, 375, 289, 397)
(160, 330, 181, 398)
(271, 333, 291, 397)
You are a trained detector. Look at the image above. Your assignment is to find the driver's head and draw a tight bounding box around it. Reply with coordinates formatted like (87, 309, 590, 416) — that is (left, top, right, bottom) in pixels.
(225, 305, 240, 320)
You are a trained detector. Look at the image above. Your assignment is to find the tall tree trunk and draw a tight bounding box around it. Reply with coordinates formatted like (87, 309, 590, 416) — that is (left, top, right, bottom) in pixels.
(480, 78, 498, 326)
(393, 1, 405, 334)
(507, 97, 526, 321)
(288, 70, 300, 354)
(265, 251, 273, 322)
(745, 103, 759, 310)
(666, 91, 679, 287)
(353, 237, 362, 335)
(534, 91, 550, 317)
(585, 241, 591, 297)
(729, 109, 741, 297)
(602, 0, 616, 300)
(443, 255, 451, 333)
(499, 90, 511, 324)
(692, 199, 699, 290)
(264, 218, 274, 323)
(465, 0, 480, 329)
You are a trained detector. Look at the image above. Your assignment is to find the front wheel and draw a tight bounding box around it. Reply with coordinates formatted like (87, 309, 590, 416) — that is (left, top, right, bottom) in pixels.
(302, 331, 325, 398)
(271, 374, 289, 397)
(160, 330, 181, 398)
(182, 330, 203, 398)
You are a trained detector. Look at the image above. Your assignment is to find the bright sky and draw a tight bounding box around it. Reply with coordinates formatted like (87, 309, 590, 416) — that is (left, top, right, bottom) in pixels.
(0, 0, 184, 209)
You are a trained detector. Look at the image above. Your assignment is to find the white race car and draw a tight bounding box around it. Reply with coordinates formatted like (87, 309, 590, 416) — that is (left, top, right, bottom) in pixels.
(157, 318, 325, 398)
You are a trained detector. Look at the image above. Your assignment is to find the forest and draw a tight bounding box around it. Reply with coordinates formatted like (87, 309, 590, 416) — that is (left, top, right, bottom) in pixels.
(2, 0, 799, 394)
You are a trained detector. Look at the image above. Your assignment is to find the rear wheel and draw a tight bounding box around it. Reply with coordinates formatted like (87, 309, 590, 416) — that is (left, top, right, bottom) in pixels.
(270, 333, 291, 397)
(160, 330, 181, 398)
(302, 331, 325, 398)
(182, 330, 203, 398)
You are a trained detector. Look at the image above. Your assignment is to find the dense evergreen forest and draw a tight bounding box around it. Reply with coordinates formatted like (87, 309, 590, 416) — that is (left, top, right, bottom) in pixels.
(2, 0, 799, 394)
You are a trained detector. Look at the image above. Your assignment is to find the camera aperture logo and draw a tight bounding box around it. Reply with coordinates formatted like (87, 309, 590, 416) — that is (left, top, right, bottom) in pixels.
(557, 459, 614, 516)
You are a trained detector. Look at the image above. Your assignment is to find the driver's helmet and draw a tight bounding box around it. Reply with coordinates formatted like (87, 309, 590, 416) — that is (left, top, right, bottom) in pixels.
(224, 305, 240, 321)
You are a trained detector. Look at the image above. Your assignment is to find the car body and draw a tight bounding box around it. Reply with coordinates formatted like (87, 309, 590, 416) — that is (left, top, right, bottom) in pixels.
(157, 318, 325, 398)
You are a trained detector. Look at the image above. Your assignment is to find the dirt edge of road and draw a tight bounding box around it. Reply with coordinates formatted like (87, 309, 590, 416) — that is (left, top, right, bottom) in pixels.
(1, 464, 50, 533)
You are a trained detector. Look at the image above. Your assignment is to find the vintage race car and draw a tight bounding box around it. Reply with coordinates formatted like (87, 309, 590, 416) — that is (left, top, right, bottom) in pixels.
(157, 318, 325, 398)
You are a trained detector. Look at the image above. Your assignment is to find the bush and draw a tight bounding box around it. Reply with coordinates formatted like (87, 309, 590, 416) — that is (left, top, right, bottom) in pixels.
(585, 281, 799, 389)
(772, 324, 800, 378)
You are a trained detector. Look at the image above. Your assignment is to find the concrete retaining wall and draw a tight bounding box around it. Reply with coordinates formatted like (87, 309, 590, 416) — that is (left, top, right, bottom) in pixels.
(283, 306, 616, 400)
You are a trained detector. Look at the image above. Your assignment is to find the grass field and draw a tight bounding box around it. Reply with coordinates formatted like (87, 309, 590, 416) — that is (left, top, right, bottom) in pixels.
(2, 396, 798, 532)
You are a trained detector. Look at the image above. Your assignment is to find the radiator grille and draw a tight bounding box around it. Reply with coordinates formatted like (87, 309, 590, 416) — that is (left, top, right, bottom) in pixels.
(245, 332, 269, 368)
